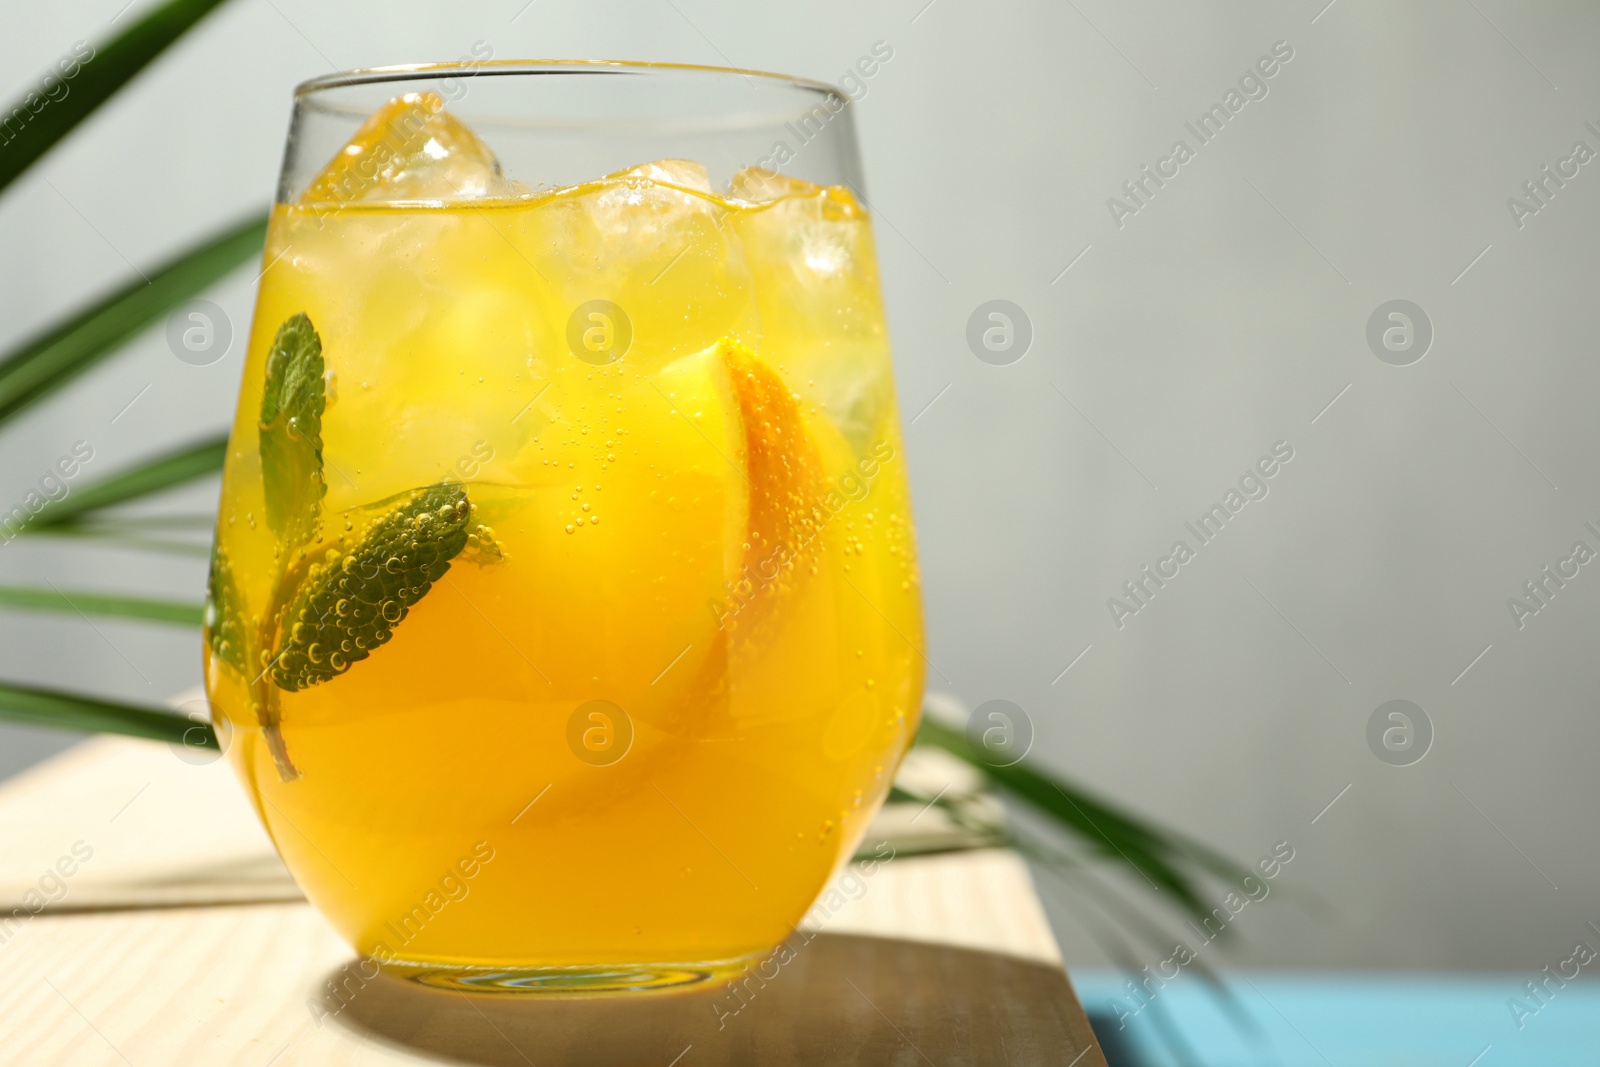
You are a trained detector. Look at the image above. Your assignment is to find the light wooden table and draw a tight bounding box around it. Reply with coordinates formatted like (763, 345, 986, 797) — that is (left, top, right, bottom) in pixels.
(0, 735, 1108, 1066)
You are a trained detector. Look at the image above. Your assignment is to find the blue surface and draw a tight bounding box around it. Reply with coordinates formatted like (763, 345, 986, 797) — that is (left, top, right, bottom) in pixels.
(1072, 971, 1600, 1067)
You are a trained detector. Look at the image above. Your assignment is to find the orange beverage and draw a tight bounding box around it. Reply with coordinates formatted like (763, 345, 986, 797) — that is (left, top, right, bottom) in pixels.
(204, 80, 923, 989)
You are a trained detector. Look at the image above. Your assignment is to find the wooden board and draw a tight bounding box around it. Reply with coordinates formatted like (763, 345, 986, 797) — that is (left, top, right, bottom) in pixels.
(0, 736, 1108, 1066)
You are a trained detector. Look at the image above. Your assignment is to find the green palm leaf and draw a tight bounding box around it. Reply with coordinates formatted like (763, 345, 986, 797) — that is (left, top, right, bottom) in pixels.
(29, 435, 226, 527)
(0, 681, 215, 748)
(0, 0, 235, 194)
(17, 522, 211, 556)
(916, 716, 1252, 921)
(0, 585, 201, 625)
(0, 217, 265, 425)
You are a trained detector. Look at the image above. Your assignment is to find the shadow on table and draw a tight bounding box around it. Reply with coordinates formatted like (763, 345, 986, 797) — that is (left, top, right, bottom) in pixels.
(324, 932, 1106, 1066)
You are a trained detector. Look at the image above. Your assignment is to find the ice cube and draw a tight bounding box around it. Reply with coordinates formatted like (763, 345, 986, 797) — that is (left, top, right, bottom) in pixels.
(566, 155, 739, 292)
(574, 158, 722, 250)
(612, 159, 714, 195)
(299, 92, 526, 206)
(727, 166, 819, 203)
(506, 158, 754, 371)
(723, 174, 886, 454)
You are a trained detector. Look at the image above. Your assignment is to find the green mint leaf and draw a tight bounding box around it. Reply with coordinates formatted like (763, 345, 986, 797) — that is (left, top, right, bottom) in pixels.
(204, 543, 247, 673)
(259, 312, 326, 546)
(269, 483, 471, 692)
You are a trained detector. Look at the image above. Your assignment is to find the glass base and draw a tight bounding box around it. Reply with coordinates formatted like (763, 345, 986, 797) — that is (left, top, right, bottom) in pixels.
(381, 951, 764, 996)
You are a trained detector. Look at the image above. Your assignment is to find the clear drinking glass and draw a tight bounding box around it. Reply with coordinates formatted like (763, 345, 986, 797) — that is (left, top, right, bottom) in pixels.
(203, 60, 923, 993)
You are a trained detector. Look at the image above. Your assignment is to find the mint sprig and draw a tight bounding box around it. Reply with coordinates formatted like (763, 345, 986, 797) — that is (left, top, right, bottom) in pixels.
(222, 313, 480, 781)
(203, 543, 246, 674)
(248, 311, 330, 780)
(258, 312, 326, 548)
(269, 484, 471, 692)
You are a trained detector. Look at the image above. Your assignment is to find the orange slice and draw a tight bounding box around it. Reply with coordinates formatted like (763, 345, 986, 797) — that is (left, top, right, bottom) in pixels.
(717, 340, 826, 610)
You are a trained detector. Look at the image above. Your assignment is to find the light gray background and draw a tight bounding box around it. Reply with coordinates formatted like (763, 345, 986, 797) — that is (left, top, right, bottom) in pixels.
(2, 0, 1594, 973)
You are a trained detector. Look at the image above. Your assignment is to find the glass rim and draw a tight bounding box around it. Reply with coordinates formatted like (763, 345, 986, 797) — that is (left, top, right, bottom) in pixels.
(294, 59, 846, 101)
